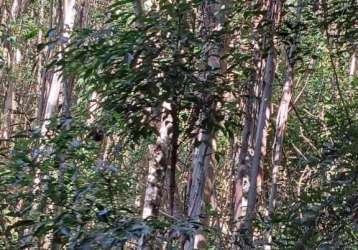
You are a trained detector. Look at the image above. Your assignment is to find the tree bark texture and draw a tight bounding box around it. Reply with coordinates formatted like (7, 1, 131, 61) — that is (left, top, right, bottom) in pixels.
(265, 2, 302, 248)
(241, 0, 282, 245)
(184, 0, 226, 249)
(41, 0, 77, 134)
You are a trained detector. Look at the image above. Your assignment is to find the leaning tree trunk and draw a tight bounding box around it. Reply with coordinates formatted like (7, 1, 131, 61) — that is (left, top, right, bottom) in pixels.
(231, 6, 267, 246)
(265, 2, 302, 249)
(241, 0, 282, 246)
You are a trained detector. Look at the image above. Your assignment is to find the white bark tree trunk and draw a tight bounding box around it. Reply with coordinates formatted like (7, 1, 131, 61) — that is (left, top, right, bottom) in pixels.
(41, 0, 76, 134)
(231, 8, 266, 247)
(142, 103, 174, 219)
(139, 103, 174, 250)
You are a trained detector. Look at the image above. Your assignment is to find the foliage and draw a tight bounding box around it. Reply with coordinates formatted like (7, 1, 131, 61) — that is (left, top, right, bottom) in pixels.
(0, 0, 357, 248)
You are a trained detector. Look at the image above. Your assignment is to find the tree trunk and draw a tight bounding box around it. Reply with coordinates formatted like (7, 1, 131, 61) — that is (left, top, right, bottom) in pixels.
(39, 2, 77, 249)
(265, 2, 302, 249)
(242, 0, 282, 244)
(169, 105, 179, 217)
(136, 2, 181, 248)
(245, 48, 275, 230)
(231, 6, 266, 246)
(35, 0, 45, 125)
(142, 103, 174, 219)
(140, 103, 174, 250)
(41, 0, 76, 134)
(1, 0, 23, 142)
(2, 74, 16, 141)
(349, 48, 357, 81)
(231, 84, 254, 248)
(184, 0, 226, 249)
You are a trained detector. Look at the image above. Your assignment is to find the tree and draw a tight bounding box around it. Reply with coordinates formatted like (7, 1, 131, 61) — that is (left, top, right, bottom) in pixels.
(41, 0, 77, 134)
(0, 0, 357, 249)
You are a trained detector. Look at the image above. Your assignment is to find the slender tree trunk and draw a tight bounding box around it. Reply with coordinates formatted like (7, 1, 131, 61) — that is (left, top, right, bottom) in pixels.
(41, 0, 76, 134)
(140, 103, 174, 250)
(134, 0, 172, 224)
(231, 6, 266, 246)
(242, 0, 282, 245)
(265, 2, 302, 249)
(231, 84, 254, 248)
(169, 104, 179, 217)
(245, 48, 275, 228)
(134, 0, 144, 28)
(36, 0, 45, 125)
(10, 0, 20, 17)
(0, 0, 4, 22)
(137, 2, 180, 248)
(1, 0, 22, 141)
(39, 2, 77, 249)
(142, 103, 174, 219)
(2, 74, 16, 141)
(349, 48, 357, 81)
(265, 62, 293, 250)
(184, 0, 226, 249)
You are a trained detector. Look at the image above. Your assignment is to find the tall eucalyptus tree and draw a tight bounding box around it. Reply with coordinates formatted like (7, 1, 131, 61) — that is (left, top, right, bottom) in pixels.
(41, 0, 77, 134)
(239, 0, 283, 247)
(266, 1, 303, 248)
(184, 0, 227, 248)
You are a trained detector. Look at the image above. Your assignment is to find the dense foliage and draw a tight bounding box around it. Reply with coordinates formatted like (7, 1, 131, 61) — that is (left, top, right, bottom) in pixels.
(0, 0, 357, 249)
